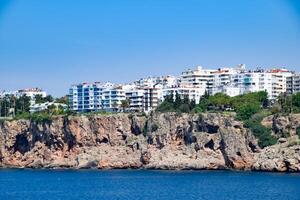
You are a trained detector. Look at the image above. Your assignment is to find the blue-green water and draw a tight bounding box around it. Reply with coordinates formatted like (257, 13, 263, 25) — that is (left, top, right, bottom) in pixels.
(0, 169, 299, 200)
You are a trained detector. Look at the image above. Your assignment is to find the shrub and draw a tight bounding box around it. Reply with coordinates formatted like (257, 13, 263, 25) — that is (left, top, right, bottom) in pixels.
(156, 102, 175, 112)
(179, 104, 190, 113)
(30, 112, 52, 123)
(14, 112, 31, 120)
(245, 119, 277, 148)
(236, 103, 260, 121)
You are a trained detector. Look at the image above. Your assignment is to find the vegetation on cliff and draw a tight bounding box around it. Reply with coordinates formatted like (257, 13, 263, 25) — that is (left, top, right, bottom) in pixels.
(157, 91, 300, 148)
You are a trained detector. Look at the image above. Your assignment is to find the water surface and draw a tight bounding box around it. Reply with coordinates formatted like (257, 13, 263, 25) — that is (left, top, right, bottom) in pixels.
(0, 169, 299, 200)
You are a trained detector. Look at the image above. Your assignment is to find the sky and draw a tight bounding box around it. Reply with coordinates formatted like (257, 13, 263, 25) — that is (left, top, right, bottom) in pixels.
(0, 0, 300, 97)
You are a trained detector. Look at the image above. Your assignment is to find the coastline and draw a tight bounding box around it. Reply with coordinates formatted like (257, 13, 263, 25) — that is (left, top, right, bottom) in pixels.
(1, 113, 300, 173)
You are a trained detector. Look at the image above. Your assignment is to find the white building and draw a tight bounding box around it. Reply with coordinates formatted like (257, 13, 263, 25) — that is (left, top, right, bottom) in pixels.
(268, 69, 293, 99)
(30, 102, 67, 113)
(125, 89, 145, 112)
(287, 73, 300, 95)
(102, 86, 126, 112)
(180, 66, 217, 95)
(0, 88, 46, 99)
(143, 85, 162, 113)
(162, 86, 205, 104)
(134, 75, 178, 88)
(68, 65, 298, 113)
(69, 82, 113, 112)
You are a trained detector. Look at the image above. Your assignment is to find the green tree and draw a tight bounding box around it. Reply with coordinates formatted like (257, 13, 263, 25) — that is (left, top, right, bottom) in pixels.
(236, 103, 260, 121)
(121, 99, 130, 112)
(55, 95, 69, 105)
(174, 92, 182, 108)
(15, 95, 31, 114)
(190, 99, 196, 110)
(34, 94, 54, 104)
(209, 93, 231, 111)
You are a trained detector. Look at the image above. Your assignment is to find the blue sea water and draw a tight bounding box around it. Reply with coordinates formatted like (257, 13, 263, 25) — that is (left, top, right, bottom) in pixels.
(0, 169, 299, 200)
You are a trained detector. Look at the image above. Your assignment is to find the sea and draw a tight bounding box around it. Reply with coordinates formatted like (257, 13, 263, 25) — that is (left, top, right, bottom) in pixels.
(0, 169, 299, 200)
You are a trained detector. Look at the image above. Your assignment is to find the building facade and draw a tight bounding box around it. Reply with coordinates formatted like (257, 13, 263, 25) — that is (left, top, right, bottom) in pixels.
(68, 65, 299, 113)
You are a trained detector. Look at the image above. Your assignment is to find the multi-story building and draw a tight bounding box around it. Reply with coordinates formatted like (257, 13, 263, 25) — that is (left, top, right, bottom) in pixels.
(68, 65, 299, 113)
(0, 88, 47, 99)
(231, 69, 272, 96)
(0, 88, 47, 105)
(102, 86, 126, 112)
(212, 65, 245, 95)
(69, 82, 113, 112)
(125, 89, 145, 112)
(287, 73, 300, 95)
(162, 86, 205, 104)
(180, 66, 216, 94)
(269, 69, 292, 100)
(143, 85, 162, 113)
(134, 75, 178, 88)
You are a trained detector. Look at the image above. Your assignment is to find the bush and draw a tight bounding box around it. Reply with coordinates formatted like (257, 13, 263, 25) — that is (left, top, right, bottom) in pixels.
(236, 103, 260, 121)
(30, 112, 52, 123)
(156, 102, 175, 112)
(179, 104, 190, 113)
(14, 112, 31, 120)
(245, 119, 277, 148)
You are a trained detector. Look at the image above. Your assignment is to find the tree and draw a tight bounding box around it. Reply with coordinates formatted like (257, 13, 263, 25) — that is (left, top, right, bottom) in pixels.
(183, 95, 190, 104)
(190, 99, 196, 110)
(112, 101, 119, 112)
(120, 99, 130, 112)
(164, 92, 174, 104)
(34, 94, 54, 104)
(236, 103, 260, 121)
(156, 101, 174, 112)
(15, 95, 31, 114)
(179, 104, 190, 113)
(174, 92, 182, 108)
(209, 93, 231, 111)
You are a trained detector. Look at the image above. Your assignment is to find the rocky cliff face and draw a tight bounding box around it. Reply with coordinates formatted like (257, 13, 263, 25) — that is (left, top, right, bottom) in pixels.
(0, 113, 299, 172)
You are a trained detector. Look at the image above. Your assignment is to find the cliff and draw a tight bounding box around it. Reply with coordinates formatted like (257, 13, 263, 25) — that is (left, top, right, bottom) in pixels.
(0, 113, 299, 172)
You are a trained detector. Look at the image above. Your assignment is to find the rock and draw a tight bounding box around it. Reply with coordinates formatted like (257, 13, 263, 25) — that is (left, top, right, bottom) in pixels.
(0, 113, 299, 172)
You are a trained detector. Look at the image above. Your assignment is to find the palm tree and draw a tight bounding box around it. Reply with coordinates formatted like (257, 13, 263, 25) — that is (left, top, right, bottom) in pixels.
(112, 101, 119, 112)
(120, 99, 130, 112)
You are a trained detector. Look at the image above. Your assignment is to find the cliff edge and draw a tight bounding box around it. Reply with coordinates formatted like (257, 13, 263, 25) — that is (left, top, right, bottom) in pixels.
(0, 113, 299, 172)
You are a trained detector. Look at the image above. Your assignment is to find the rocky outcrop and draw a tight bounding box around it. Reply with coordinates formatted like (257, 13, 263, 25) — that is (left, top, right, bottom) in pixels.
(253, 137, 300, 172)
(0, 113, 299, 172)
(262, 113, 300, 138)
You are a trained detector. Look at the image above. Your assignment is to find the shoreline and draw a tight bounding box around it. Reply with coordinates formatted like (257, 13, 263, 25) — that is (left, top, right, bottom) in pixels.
(0, 166, 299, 173)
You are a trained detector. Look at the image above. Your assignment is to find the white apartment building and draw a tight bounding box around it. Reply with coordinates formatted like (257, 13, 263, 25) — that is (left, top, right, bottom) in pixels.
(232, 70, 272, 96)
(227, 68, 292, 100)
(0, 88, 47, 105)
(269, 69, 293, 99)
(287, 73, 300, 95)
(68, 65, 298, 113)
(180, 66, 217, 95)
(125, 89, 145, 112)
(134, 75, 178, 88)
(30, 102, 67, 113)
(212, 65, 245, 95)
(143, 84, 163, 113)
(69, 82, 113, 112)
(0, 88, 47, 99)
(162, 86, 205, 104)
(102, 86, 126, 111)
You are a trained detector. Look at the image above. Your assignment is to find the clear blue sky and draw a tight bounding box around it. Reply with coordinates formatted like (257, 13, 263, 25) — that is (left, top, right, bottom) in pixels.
(0, 0, 300, 96)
